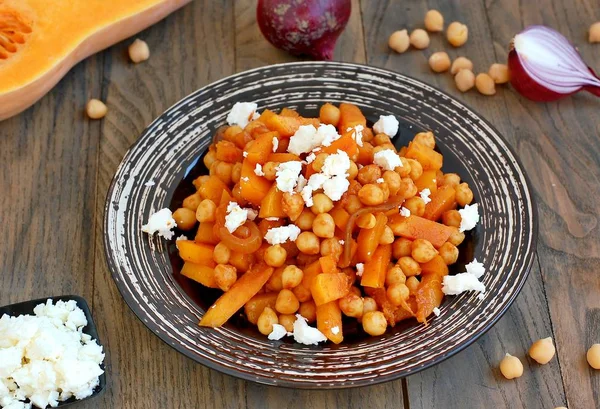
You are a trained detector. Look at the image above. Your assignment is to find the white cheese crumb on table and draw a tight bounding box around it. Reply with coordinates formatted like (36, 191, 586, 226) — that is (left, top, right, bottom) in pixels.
(141, 208, 177, 239)
(432, 307, 441, 317)
(465, 258, 485, 278)
(373, 114, 399, 137)
(226, 102, 258, 129)
(420, 188, 432, 204)
(459, 203, 480, 232)
(144, 180, 155, 187)
(442, 273, 486, 295)
(265, 225, 301, 245)
(373, 149, 402, 171)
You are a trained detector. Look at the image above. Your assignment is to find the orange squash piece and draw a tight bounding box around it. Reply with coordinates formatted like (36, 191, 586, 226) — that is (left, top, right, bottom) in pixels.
(367, 287, 399, 326)
(198, 176, 231, 204)
(319, 255, 338, 274)
(177, 241, 216, 267)
(195, 222, 219, 245)
(215, 140, 244, 163)
(415, 272, 444, 323)
(356, 212, 388, 262)
(301, 260, 323, 289)
(267, 152, 301, 163)
(239, 159, 272, 206)
(199, 263, 274, 327)
(258, 185, 286, 218)
(405, 142, 443, 170)
(261, 112, 302, 137)
(338, 103, 367, 133)
(360, 244, 391, 288)
(180, 262, 218, 288)
(280, 108, 300, 118)
(245, 132, 276, 164)
(420, 255, 449, 276)
(321, 132, 359, 158)
(316, 301, 344, 344)
(388, 215, 454, 248)
(415, 170, 438, 194)
(330, 207, 350, 231)
(423, 185, 457, 221)
(228, 251, 254, 273)
(244, 292, 278, 325)
(311, 273, 351, 306)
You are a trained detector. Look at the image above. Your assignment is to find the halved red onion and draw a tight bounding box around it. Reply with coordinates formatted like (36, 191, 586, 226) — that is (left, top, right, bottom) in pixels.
(508, 25, 600, 101)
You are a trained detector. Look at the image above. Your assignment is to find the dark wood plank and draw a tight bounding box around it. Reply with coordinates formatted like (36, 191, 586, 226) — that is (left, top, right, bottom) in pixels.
(484, 0, 600, 407)
(361, 1, 569, 408)
(90, 2, 248, 408)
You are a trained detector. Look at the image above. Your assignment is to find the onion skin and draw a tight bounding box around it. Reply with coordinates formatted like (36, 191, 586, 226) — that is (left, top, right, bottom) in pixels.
(257, 0, 351, 60)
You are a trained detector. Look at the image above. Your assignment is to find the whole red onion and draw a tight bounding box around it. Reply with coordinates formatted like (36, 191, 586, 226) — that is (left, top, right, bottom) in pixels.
(257, 0, 352, 60)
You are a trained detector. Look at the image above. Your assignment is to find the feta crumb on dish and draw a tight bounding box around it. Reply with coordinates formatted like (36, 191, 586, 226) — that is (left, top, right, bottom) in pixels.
(243, 151, 248, 158)
(268, 324, 288, 341)
(465, 258, 485, 278)
(331, 326, 340, 335)
(458, 203, 480, 232)
(265, 225, 301, 245)
(376, 178, 384, 183)
(373, 149, 402, 171)
(295, 174, 307, 193)
(373, 114, 399, 137)
(442, 273, 486, 295)
(477, 293, 485, 301)
(433, 307, 441, 317)
(292, 315, 327, 345)
(272, 137, 279, 152)
(420, 188, 432, 204)
(323, 176, 350, 202)
(302, 150, 351, 203)
(317, 124, 342, 147)
(339, 240, 345, 245)
(301, 173, 327, 207)
(224, 202, 248, 233)
(399, 207, 411, 217)
(275, 161, 303, 193)
(346, 124, 364, 147)
(176, 234, 188, 241)
(356, 263, 365, 277)
(254, 163, 265, 177)
(141, 208, 177, 240)
(0, 300, 104, 409)
(287, 125, 318, 155)
(226, 102, 258, 129)
(265, 217, 279, 221)
(241, 176, 250, 182)
(305, 152, 316, 164)
(321, 150, 350, 178)
(144, 180, 155, 187)
(246, 208, 258, 221)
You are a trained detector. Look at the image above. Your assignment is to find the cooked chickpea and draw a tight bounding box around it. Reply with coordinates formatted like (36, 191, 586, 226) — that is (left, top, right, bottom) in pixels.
(203, 151, 217, 169)
(231, 184, 248, 206)
(362, 311, 387, 336)
(295, 209, 316, 231)
(311, 193, 334, 214)
(455, 69, 475, 92)
(128, 38, 150, 63)
(358, 184, 385, 206)
(299, 300, 317, 322)
(348, 161, 359, 180)
(387, 283, 410, 307)
(86, 99, 108, 119)
(590, 22, 600, 43)
(413, 131, 435, 149)
(213, 242, 231, 265)
(275, 314, 294, 332)
(447, 22, 468, 47)
(411, 239, 438, 263)
(386, 265, 407, 286)
(293, 284, 312, 303)
(172, 207, 196, 230)
(388, 29, 410, 53)
(392, 238, 413, 259)
(182, 192, 202, 211)
(407, 159, 423, 181)
(442, 209, 462, 227)
(312, 153, 329, 172)
(281, 265, 303, 289)
(320, 103, 341, 126)
(448, 227, 466, 246)
(398, 256, 422, 277)
(276, 289, 300, 315)
(424, 9, 444, 32)
(296, 231, 321, 254)
(262, 161, 278, 181)
(475, 73, 496, 96)
(282, 192, 304, 221)
(264, 245, 287, 267)
(587, 344, 600, 369)
(455, 182, 474, 206)
(440, 173, 460, 187)
(403, 196, 426, 217)
(379, 226, 394, 245)
(339, 293, 364, 318)
(313, 213, 335, 238)
(406, 276, 420, 294)
(382, 171, 401, 195)
(320, 237, 343, 259)
(373, 133, 392, 147)
(410, 29, 430, 50)
(257, 306, 278, 336)
(438, 242, 459, 265)
(399, 178, 418, 199)
(344, 195, 363, 214)
(499, 353, 524, 379)
(429, 52, 452, 73)
(231, 162, 242, 183)
(528, 337, 556, 365)
(214, 264, 237, 291)
(356, 213, 376, 229)
(358, 164, 382, 185)
(450, 56, 474, 75)
(196, 199, 217, 222)
(362, 297, 378, 315)
(488, 63, 510, 84)
(214, 161, 233, 185)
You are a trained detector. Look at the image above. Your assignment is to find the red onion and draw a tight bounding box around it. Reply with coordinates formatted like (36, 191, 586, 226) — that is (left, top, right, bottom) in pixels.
(257, 0, 351, 60)
(508, 25, 600, 101)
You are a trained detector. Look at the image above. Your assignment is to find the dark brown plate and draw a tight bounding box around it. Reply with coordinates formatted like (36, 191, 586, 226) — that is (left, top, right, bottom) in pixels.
(103, 61, 537, 388)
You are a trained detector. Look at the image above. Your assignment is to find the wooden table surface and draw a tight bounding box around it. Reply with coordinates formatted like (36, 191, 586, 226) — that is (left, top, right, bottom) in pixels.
(2, 1, 599, 408)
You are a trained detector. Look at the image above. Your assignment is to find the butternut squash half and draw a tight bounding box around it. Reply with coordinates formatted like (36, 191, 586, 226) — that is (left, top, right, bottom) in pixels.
(0, 0, 191, 120)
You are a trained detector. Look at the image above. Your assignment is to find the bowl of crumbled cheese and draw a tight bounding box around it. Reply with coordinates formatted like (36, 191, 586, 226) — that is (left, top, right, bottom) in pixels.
(0, 296, 106, 409)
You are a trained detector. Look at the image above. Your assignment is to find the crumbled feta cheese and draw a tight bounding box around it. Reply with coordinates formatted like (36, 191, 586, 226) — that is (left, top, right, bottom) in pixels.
(246, 208, 258, 221)
(254, 163, 265, 177)
(295, 174, 307, 193)
(300, 150, 352, 203)
(225, 202, 248, 233)
(321, 150, 350, 177)
(420, 188, 432, 204)
(252, 112, 260, 120)
(243, 151, 248, 158)
(292, 315, 327, 345)
(144, 180, 155, 187)
(459, 203, 480, 232)
(356, 263, 365, 277)
(477, 293, 485, 300)
(442, 273, 486, 295)
(465, 258, 485, 278)
(373, 114, 399, 137)
(265, 217, 279, 221)
(376, 178, 384, 183)
(346, 125, 364, 147)
(265, 225, 301, 245)
(268, 324, 288, 341)
(176, 235, 188, 241)
(241, 176, 250, 182)
(272, 137, 279, 152)
(141, 208, 177, 240)
(301, 173, 328, 207)
(275, 161, 303, 193)
(287, 125, 318, 155)
(323, 176, 350, 201)
(331, 326, 340, 335)
(305, 152, 316, 164)
(226, 102, 258, 129)
(317, 124, 342, 147)
(399, 207, 411, 217)
(433, 307, 441, 317)
(339, 240, 345, 245)
(373, 149, 402, 171)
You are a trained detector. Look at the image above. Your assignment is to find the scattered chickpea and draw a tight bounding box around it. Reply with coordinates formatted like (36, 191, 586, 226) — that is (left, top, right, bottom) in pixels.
(172, 207, 196, 230)
(499, 353, 524, 379)
(358, 184, 385, 206)
(387, 283, 410, 307)
(447, 22, 468, 47)
(299, 301, 317, 322)
(362, 297, 378, 316)
(213, 242, 231, 265)
(257, 306, 279, 335)
(455, 69, 475, 92)
(264, 245, 287, 267)
(380, 226, 395, 245)
(312, 213, 335, 238)
(410, 29, 430, 50)
(455, 182, 474, 206)
(319, 103, 341, 126)
(196, 199, 217, 223)
(362, 311, 387, 336)
(587, 343, 600, 369)
(357, 213, 376, 229)
(424, 9, 444, 32)
(392, 238, 413, 259)
(475, 73, 496, 96)
(488, 63, 510, 84)
(339, 293, 364, 318)
(438, 242, 459, 265)
(413, 131, 435, 149)
(214, 264, 237, 292)
(589, 22, 600, 43)
(386, 265, 407, 286)
(86, 99, 107, 119)
(528, 337, 556, 365)
(411, 238, 438, 263)
(448, 227, 466, 246)
(281, 265, 303, 289)
(296, 231, 321, 254)
(442, 209, 462, 228)
(450, 56, 473, 75)
(311, 193, 334, 214)
(128, 38, 150, 63)
(405, 276, 420, 294)
(278, 314, 296, 332)
(429, 52, 452, 73)
(388, 29, 410, 53)
(398, 256, 422, 277)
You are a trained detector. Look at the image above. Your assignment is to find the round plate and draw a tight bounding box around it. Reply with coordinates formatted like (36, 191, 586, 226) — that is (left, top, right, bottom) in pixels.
(104, 61, 537, 389)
